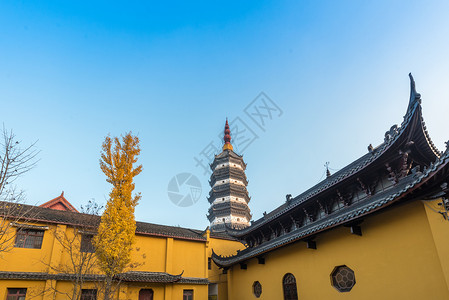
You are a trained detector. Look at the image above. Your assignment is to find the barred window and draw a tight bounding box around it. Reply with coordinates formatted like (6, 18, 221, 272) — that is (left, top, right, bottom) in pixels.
(7, 288, 27, 300)
(14, 229, 44, 249)
(283, 273, 298, 300)
(81, 234, 95, 253)
(81, 289, 97, 300)
(183, 289, 193, 300)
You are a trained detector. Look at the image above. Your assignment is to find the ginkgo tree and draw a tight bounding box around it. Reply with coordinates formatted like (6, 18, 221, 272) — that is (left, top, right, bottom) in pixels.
(93, 133, 142, 300)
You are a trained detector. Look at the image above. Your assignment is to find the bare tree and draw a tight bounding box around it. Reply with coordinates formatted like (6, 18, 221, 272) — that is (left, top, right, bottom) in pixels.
(36, 200, 102, 300)
(0, 125, 38, 254)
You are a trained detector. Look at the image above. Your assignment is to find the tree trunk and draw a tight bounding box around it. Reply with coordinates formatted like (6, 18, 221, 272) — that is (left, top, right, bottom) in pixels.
(104, 275, 112, 300)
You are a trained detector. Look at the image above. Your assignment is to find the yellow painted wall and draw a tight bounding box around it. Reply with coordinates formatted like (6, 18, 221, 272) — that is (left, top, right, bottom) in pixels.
(206, 232, 245, 300)
(0, 280, 45, 299)
(0, 218, 211, 300)
(0, 221, 56, 273)
(423, 198, 449, 291)
(132, 234, 167, 272)
(171, 239, 206, 277)
(228, 200, 449, 300)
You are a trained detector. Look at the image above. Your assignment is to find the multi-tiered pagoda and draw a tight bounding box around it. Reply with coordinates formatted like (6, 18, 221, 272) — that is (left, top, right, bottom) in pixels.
(207, 120, 252, 232)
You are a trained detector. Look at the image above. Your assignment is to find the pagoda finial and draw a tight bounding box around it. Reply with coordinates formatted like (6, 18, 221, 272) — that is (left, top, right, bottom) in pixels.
(407, 73, 421, 112)
(223, 119, 233, 151)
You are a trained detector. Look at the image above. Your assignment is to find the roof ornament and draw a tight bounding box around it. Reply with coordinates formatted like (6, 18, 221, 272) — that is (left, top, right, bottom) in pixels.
(407, 73, 422, 113)
(368, 144, 374, 154)
(222, 118, 233, 151)
(325, 162, 331, 178)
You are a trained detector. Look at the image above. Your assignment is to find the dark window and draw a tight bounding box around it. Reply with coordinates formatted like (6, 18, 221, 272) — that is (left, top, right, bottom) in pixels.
(7, 288, 27, 300)
(139, 289, 153, 300)
(253, 281, 262, 298)
(81, 235, 95, 253)
(208, 257, 212, 270)
(14, 229, 44, 249)
(331, 265, 356, 292)
(283, 273, 298, 300)
(183, 289, 193, 300)
(80, 289, 97, 300)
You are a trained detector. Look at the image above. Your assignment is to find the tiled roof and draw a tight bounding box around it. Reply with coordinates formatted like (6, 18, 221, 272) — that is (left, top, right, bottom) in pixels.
(0, 203, 206, 241)
(0, 271, 208, 284)
(224, 76, 440, 238)
(39, 191, 79, 212)
(213, 144, 449, 267)
(212, 75, 449, 267)
(210, 231, 239, 241)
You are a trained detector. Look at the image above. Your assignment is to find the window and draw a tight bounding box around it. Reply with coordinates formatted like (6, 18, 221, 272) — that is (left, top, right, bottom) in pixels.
(139, 289, 153, 300)
(183, 289, 193, 300)
(14, 229, 44, 249)
(81, 235, 95, 253)
(283, 273, 298, 300)
(7, 288, 27, 300)
(253, 281, 262, 298)
(331, 265, 356, 292)
(80, 289, 97, 300)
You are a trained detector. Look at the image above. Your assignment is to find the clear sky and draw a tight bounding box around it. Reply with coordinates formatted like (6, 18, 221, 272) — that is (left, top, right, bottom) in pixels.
(1, 0, 448, 229)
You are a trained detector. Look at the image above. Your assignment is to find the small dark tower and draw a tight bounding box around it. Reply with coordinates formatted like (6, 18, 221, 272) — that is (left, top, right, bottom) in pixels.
(207, 120, 252, 232)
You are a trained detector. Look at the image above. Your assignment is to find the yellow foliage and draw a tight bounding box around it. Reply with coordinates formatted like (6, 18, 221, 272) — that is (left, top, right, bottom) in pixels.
(93, 133, 142, 277)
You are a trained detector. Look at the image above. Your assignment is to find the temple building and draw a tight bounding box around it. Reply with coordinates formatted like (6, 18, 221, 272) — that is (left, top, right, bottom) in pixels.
(0, 74, 448, 300)
(212, 74, 449, 299)
(207, 120, 252, 232)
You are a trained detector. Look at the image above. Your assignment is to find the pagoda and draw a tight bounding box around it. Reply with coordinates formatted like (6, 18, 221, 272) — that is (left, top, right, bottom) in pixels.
(207, 120, 252, 232)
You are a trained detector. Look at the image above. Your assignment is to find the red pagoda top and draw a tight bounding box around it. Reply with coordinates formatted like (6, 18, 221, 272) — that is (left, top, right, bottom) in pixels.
(223, 119, 233, 151)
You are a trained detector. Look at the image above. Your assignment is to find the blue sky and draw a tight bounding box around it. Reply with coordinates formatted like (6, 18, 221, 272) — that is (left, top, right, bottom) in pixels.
(1, 1, 449, 229)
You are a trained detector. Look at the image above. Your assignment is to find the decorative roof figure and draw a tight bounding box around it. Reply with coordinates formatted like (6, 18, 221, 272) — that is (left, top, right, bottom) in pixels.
(207, 120, 252, 232)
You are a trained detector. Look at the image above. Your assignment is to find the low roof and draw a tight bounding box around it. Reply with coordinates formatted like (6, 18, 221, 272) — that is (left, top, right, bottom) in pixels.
(0, 202, 206, 242)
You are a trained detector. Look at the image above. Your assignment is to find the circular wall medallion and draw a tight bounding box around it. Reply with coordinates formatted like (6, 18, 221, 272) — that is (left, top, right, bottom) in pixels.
(331, 265, 356, 292)
(253, 281, 262, 298)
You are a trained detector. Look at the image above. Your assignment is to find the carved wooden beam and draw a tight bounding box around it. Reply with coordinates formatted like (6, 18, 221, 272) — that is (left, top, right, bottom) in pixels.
(317, 200, 329, 215)
(337, 189, 351, 207)
(398, 150, 413, 178)
(303, 208, 315, 222)
(385, 163, 398, 184)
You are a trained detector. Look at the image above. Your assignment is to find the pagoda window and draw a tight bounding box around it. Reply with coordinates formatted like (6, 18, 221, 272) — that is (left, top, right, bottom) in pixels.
(283, 273, 298, 300)
(14, 228, 44, 249)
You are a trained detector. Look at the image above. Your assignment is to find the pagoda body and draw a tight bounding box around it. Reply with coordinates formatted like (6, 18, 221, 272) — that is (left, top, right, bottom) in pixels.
(207, 120, 252, 232)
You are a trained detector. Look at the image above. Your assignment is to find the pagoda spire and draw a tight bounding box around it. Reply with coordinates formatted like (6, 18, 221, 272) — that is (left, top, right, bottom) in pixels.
(223, 119, 233, 151)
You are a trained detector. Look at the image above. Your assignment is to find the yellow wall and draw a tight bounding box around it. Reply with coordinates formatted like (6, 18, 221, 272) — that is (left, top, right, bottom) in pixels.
(0, 218, 212, 300)
(227, 200, 449, 300)
(206, 232, 245, 300)
(423, 198, 449, 291)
